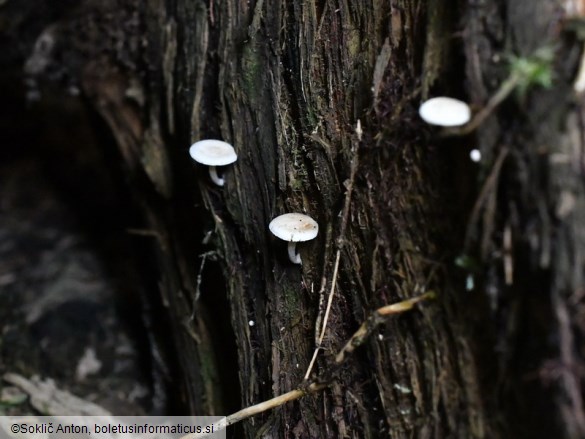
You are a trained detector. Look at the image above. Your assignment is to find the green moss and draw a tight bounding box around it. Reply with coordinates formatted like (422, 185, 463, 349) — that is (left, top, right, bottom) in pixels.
(305, 106, 318, 128)
(347, 28, 361, 58)
(289, 177, 305, 191)
(241, 42, 262, 100)
(281, 284, 302, 319)
(286, 128, 310, 191)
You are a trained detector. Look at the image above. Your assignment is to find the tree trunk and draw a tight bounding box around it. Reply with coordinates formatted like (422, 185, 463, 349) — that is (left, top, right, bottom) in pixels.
(7, 0, 585, 437)
(463, 2, 585, 438)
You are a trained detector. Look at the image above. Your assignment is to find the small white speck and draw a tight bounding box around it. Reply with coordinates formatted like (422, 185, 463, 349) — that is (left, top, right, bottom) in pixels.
(393, 383, 412, 394)
(470, 149, 481, 162)
(466, 274, 475, 291)
(356, 119, 363, 140)
(296, 363, 299, 368)
(67, 85, 80, 96)
(248, 320, 255, 327)
(378, 334, 384, 341)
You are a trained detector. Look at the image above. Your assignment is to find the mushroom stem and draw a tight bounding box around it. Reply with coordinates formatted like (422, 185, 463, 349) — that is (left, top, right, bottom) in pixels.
(287, 242, 301, 264)
(209, 166, 225, 186)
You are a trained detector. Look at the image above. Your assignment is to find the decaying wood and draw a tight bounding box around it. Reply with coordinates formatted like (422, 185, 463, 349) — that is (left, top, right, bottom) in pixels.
(16, 0, 489, 437)
(13, 0, 585, 437)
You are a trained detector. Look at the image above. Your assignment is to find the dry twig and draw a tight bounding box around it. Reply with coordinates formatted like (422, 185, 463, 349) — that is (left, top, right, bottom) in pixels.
(442, 73, 520, 137)
(464, 147, 509, 252)
(304, 120, 362, 380)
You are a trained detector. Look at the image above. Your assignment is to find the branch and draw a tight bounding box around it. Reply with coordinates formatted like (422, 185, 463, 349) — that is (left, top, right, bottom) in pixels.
(335, 291, 435, 363)
(441, 73, 520, 137)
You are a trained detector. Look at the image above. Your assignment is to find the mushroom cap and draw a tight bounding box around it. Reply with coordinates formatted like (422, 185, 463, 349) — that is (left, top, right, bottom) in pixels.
(418, 97, 471, 127)
(189, 139, 238, 166)
(269, 213, 319, 242)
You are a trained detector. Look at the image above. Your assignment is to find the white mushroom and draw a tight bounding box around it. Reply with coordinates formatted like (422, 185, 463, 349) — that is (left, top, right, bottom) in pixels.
(418, 97, 471, 127)
(469, 149, 482, 162)
(269, 213, 319, 264)
(189, 139, 238, 186)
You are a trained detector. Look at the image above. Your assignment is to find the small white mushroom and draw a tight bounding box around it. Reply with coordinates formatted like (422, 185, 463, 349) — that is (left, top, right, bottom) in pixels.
(269, 213, 319, 264)
(469, 149, 482, 162)
(189, 139, 238, 186)
(418, 97, 471, 127)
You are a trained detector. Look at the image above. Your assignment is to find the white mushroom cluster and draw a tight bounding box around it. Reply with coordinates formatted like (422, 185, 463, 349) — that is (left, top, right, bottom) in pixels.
(189, 139, 238, 186)
(189, 139, 320, 266)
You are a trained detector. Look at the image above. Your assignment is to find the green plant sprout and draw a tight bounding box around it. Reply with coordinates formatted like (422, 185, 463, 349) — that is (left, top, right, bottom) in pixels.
(508, 47, 554, 99)
(455, 254, 481, 272)
(455, 254, 481, 291)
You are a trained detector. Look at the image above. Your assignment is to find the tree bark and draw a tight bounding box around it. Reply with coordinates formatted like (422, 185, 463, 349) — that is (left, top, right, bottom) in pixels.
(10, 0, 585, 437)
(464, 2, 585, 438)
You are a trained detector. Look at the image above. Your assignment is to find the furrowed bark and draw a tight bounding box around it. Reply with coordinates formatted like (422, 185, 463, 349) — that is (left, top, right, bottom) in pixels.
(20, 0, 585, 437)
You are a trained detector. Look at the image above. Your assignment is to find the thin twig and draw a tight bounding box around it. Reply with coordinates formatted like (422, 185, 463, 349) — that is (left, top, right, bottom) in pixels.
(304, 120, 362, 380)
(464, 147, 509, 251)
(185, 292, 434, 438)
(222, 383, 326, 433)
(183, 383, 328, 439)
(503, 222, 513, 285)
(190, 251, 216, 320)
(442, 73, 520, 137)
(574, 43, 585, 92)
(335, 291, 435, 363)
(318, 250, 342, 344)
(304, 340, 321, 382)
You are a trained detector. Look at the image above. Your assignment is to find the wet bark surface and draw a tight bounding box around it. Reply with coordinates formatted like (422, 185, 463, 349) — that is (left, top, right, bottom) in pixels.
(3, 0, 585, 438)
